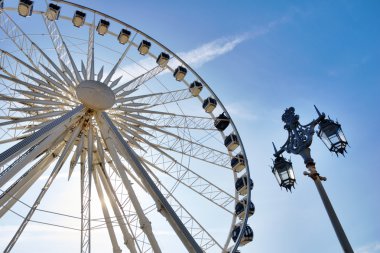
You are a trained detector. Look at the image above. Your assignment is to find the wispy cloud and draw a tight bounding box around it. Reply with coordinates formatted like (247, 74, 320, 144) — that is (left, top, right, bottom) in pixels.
(356, 242, 380, 253)
(177, 34, 249, 68)
(115, 13, 292, 80)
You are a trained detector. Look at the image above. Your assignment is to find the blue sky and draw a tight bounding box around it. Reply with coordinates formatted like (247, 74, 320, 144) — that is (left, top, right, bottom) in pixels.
(1, 0, 380, 252)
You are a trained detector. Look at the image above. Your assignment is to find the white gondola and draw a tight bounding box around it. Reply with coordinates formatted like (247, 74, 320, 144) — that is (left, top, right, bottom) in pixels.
(156, 52, 170, 67)
(97, 19, 110, 35)
(235, 198, 255, 219)
(138, 40, 151, 55)
(189, 81, 203, 96)
(46, 3, 60, 21)
(18, 0, 33, 17)
(224, 133, 239, 151)
(214, 112, 230, 131)
(118, 29, 131, 44)
(231, 153, 245, 172)
(231, 223, 254, 246)
(235, 173, 253, 196)
(173, 66, 187, 81)
(72, 10, 86, 27)
(202, 97, 217, 113)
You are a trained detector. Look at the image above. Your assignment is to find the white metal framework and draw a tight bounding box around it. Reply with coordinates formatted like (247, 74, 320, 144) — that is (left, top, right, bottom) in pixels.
(0, 1, 253, 252)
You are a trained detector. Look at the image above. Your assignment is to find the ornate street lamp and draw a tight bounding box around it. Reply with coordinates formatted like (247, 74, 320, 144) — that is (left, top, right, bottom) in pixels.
(271, 106, 353, 253)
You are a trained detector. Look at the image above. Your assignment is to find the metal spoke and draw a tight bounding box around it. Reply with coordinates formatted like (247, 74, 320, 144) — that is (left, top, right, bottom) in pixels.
(93, 165, 122, 253)
(97, 118, 162, 253)
(0, 11, 74, 89)
(0, 142, 64, 214)
(98, 112, 203, 253)
(87, 13, 95, 80)
(112, 65, 165, 95)
(103, 33, 137, 85)
(98, 162, 145, 253)
(142, 160, 223, 251)
(43, 14, 83, 83)
(139, 146, 235, 212)
(3, 120, 81, 252)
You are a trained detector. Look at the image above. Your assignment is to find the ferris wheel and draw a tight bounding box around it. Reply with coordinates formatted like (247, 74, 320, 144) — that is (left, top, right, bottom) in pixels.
(0, 1, 254, 252)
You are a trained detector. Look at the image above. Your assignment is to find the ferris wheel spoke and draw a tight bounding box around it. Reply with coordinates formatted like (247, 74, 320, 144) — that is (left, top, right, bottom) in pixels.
(0, 11, 51, 74)
(112, 65, 165, 95)
(97, 120, 162, 253)
(68, 133, 84, 180)
(0, 111, 67, 127)
(109, 75, 123, 89)
(138, 125, 231, 168)
(0, 11, 75, 89)
(0, 93, 70, 107)
(0, 142, 65, 218)
(0, 105, 84, 168)
(141, 160, 223, 251)
(10, 106, 57, 114)
(43, 14, 83, 83)
(0, 133, 30, 145)
(87, 13, 96, 80)
(98, 112, 204, 253)
(112, 107, 175, 117)
(103, 150, 146, 192)
(0, 51, 71, 95)
(40, 62, 76, 91)
(97, 163, 143, 253)
(139, 147, 235, 212)
(23, 72, 73, 98)
(144, 113, 216, 131)
(11, 88, 54, 100)
(92, 166, 122, 253)
(80, 140, 91, 253)
(103, 33, 138, 85)
(133, 89, 193, 109)
(0, 119, 74, 188)
(3, 123, 80, 253)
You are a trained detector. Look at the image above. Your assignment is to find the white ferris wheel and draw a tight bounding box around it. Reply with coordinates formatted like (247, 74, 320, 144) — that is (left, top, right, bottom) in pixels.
(0, 1, 254, 252)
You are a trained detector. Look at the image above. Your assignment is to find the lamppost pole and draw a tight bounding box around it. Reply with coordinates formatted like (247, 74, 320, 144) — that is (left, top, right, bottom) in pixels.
(271, 106, 353, 253)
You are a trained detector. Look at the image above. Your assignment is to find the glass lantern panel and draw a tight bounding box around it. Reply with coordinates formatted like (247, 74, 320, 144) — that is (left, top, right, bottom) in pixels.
(288, 168, 295, 180)
(279, 171, 289, 181)
(273, 170, 281, 185)
(338, 129, 347, 142)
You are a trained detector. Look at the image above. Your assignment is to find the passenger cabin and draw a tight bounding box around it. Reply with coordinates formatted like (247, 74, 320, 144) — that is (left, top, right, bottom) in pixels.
(214, 113, 230, 131)
(18, 0, 33, 17)
(156, 52, 170, 67)
(231, 153, 245, 172)
(224, 133, 239, 151)
(72, 10, 86, 27)
(202, 97, 217, 113)
(46, 3, 60, 21)
(118, 29, 131, 44)
(97, 19, 110, 35)
(189, 81, 203, 96)
(173, 66, 187, 81)
(138, 40, 151, 55)
(232, 224, 254, 246)
(235, 174, 253, 196)
(235, 198, 255, 219)
(0, 0, 4, 9)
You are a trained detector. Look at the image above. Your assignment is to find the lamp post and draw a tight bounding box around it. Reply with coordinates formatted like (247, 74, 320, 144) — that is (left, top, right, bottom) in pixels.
(271, 106, 353, 253)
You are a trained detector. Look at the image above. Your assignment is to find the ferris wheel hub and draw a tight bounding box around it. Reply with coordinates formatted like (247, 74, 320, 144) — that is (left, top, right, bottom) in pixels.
(76, 80, 115, 111)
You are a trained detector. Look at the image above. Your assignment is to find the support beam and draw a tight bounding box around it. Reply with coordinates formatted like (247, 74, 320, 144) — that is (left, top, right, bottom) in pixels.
(97, 112, 203, 253)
